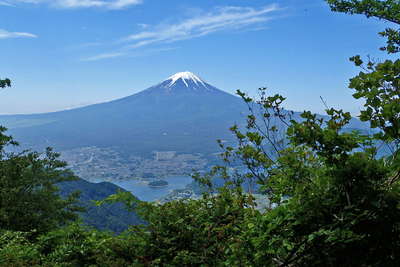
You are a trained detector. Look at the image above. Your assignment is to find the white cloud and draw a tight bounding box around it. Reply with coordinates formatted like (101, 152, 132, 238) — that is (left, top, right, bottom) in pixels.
(1, 0, 142, 9)
(82, 5, 281, 61)
(0, 29, 37, 39)
(80, 52, 125, 61)
(137, 23, 149, 29)
(81, 47, 178, 62)
(0, 1, 15, 6)
(123, 5, 280, 49)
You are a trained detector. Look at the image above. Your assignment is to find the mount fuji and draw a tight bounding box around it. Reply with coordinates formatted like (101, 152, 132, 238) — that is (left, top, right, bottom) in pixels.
(0, 72, 247, 155)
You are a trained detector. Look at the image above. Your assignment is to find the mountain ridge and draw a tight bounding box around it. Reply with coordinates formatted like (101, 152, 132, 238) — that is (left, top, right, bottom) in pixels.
(0, 72, 246, 155)
(0, 72, 368, 157)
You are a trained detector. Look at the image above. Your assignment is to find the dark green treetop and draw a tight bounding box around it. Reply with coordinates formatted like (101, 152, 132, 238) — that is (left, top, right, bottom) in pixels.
(0, 78, 11, 89)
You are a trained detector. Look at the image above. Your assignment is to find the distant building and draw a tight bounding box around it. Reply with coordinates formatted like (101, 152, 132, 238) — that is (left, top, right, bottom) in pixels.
(154, 151, 176, 161)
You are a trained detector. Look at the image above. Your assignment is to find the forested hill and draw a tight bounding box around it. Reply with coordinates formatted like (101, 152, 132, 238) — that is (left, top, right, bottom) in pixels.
(58, 179, 144, 233)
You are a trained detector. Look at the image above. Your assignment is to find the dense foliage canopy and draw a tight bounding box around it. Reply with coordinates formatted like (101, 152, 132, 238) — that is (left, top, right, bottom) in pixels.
(0, 130, 81, 237)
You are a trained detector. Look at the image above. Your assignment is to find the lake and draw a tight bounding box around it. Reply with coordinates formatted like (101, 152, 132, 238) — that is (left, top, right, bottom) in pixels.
(111, 176, 193, 201)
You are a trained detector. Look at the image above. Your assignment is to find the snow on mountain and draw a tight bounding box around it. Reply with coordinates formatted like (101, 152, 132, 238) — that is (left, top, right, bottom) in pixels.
(1, 71, 245, 154)
(156, 71, 217, 92)
(0, 71, 367, 156)
(166, 71, 207, 88)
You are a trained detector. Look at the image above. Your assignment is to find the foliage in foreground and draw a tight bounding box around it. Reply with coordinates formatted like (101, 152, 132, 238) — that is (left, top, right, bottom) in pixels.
(1, 0, 400, 266)
(0, 191, 255, 266)
(0, 123, 81, 237)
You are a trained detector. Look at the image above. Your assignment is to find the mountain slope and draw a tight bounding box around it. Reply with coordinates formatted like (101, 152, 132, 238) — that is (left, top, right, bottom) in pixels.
(58, 178, 144, 233)
(1, 72, 246, 155)
(0, 72, 368, 156)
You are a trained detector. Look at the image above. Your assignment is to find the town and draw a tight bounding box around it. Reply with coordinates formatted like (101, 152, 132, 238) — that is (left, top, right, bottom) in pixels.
(61, 146, 208, 182)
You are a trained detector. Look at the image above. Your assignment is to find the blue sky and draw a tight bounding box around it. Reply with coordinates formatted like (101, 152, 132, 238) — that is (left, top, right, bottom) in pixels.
(0, 0, 392, 115)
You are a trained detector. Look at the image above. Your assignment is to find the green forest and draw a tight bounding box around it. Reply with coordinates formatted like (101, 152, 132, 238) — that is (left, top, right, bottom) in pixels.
(1, 0, 400, 266)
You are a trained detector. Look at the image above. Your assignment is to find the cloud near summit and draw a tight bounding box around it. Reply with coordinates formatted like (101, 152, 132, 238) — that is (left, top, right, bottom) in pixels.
(1, 0, 142, 9)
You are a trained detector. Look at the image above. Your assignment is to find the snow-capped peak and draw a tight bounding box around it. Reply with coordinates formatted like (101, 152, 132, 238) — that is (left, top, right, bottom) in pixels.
(166, 71, 207, 88)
